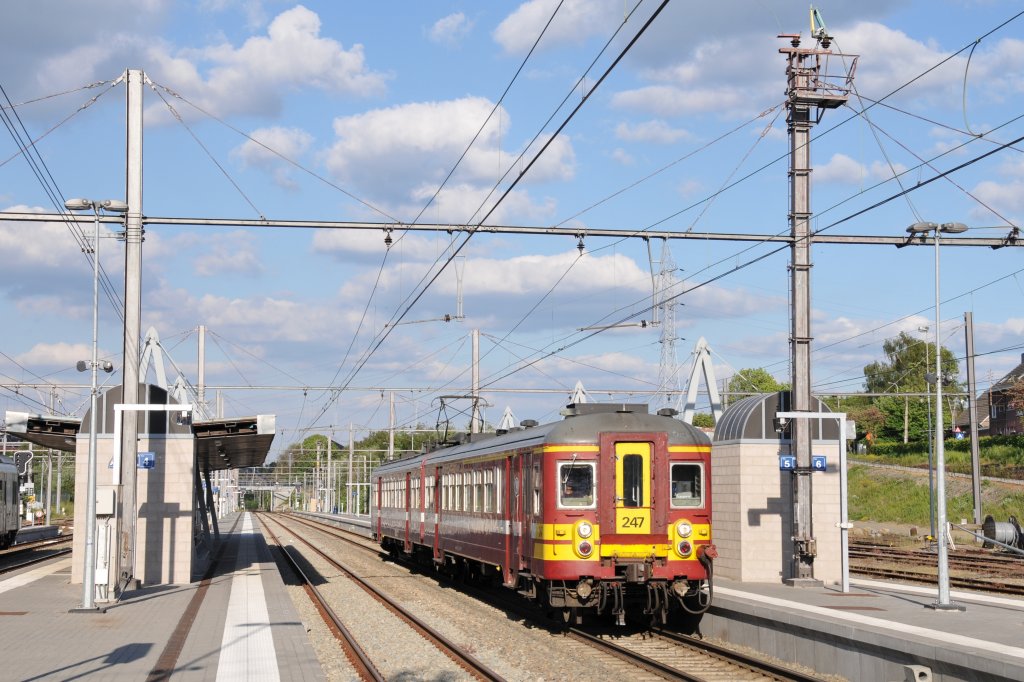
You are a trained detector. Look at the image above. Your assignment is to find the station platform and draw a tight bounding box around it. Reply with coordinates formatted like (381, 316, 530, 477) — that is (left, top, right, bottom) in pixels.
(700, 576, 1024, 682)
(0, 511, 324, 681)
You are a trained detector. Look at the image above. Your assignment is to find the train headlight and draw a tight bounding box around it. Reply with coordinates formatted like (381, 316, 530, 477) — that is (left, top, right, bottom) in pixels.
(677, 540, 692, 556)
(675, 521, 692, 538)
(577, 521, 593, 539)
(577, 579, 593, 599)
(577, 540, 593, 557)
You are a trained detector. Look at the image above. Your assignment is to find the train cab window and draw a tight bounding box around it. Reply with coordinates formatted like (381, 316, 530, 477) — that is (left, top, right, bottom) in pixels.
(670, 463, 703, 508)
(558, 461, 595, 508)
(622, 454, 643, 508)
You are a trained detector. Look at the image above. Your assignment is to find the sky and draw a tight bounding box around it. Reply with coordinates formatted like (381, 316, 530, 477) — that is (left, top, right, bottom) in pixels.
(0, 0, 1022, 460)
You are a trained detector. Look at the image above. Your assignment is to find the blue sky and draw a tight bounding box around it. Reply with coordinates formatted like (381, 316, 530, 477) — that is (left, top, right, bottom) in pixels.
(1, 1, 1022, 459)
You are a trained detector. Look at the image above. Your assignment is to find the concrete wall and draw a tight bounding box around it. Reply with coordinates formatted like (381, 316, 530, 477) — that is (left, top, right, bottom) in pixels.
(135, 437, 195, 585)
(72, 434, 196, 587)
(712, 439, 842, 584)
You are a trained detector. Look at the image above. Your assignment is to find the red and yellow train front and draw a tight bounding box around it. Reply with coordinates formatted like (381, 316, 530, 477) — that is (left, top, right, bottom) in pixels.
(531, 432, 713, 620)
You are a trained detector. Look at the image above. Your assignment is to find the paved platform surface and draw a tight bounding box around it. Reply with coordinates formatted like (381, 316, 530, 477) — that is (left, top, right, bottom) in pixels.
(702, 576, 1024, 682)
(0, 512, 324, 681)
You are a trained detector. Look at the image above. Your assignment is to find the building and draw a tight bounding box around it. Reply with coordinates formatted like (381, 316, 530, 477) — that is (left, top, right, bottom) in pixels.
(987, 353, 1024, 436)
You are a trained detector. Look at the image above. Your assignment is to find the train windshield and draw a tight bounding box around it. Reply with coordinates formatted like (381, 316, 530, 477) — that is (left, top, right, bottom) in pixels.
(558, 461, 595, 508)
(670, 463, 703, 507)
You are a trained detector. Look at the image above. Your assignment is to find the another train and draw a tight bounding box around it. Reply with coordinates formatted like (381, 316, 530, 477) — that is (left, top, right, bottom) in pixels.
(0, 455, 21, 550)
(370, 402, 715, 625)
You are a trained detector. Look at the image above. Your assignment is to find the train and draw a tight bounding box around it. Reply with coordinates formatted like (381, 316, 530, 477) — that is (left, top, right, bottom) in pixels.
(0, 455, 21, 549)
(370, 402, 715, 625)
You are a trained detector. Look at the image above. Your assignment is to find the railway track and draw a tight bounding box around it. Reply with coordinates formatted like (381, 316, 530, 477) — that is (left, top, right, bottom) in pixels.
(258, 512, 506, 681)
(850, 539, 1024, 595)
(277, 512, 828, 681)
(568, 627, 826, 681)
(0, 534, 73, 575)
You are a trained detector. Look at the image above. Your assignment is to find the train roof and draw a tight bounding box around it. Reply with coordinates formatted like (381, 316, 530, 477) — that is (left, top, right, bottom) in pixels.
(372, 403, 710, 475)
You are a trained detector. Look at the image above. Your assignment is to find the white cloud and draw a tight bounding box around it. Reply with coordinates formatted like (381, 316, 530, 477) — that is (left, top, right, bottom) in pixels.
(15, 341, 107, 369)
(816, 153, 868, 184)
(615, 120, 691, 144)
(972, 179, 1024, 214)
(193, 230, 266, 277)
(313, 228, 451, 263)
(611, 85, 749, 117)
(323, 98, 574, 220)
(0, 207, 88, 271)
(610, 148, 634, 165)
(231, 126, 313, 188)
(144, 5, 389, 119)
(429, 12, 473, 47)
(493, 0, 619, 54)
(816, 153, 908, 184)
(676, 179, 702, 197)
(406, 183, 558, 225)
(232, 126, 313, 167)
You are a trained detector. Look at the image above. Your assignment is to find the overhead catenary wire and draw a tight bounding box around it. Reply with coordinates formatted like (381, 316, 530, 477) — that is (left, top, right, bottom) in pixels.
(0, 78, 127, 320)
(472, 129, 1024, 395)
(304, 0, 674, 433)
(327, 15, 1024, 432)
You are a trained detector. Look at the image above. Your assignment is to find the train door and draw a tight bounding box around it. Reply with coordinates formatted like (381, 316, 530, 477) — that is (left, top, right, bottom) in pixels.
(613, 442, 651, 535)
(374, 476, 382, 539)
(418, 461, 426, 545)
(433, 465, 442, 562)
(503, 454, 523, 586)
(404, 472, 412, 552)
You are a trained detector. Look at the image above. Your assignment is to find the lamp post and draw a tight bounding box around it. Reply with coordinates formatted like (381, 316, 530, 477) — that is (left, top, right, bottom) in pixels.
(66, 197, 128, 612)
(906, 220, 967, 611)
(917, 325, 936, 541)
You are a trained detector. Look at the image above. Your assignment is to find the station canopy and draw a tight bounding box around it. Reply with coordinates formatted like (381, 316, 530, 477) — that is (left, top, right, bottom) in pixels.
(4, 383, 275, 471)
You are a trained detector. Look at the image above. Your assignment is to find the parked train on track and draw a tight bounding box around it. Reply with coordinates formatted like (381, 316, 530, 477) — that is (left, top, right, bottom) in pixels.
(0, 456, 21, 549)
(370, 403, 715, 625)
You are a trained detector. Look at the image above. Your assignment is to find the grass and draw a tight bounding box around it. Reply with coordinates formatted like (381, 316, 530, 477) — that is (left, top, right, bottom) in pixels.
(848, 465, 1024, 527)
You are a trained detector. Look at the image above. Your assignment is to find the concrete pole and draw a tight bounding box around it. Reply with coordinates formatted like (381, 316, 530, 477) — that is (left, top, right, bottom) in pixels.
(76, 205, 102, 611)
(45, 453, 52, 526)
(348, 423, 354, 513)
(327, 431, 333, 513)
(964, 312, 983, 525)
(778, 32, 850, 586)
(931, 230, 957, 610)
(51, 389, 63, 516)
(471, 329, 481, 433)
(117, 68, 144, 595)
(388, 392, 395, 460)
(787, 48, 816, 585)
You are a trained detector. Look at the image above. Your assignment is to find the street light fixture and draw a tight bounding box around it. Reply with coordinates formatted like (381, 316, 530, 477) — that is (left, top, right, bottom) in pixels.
(65, 197, 128, 613)
(906, 220, 967, 611)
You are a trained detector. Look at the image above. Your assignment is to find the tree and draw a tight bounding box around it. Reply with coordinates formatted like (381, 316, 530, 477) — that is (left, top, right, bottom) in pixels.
(727, 368, 787, 397)
(1008, 377, 1024, 412)
(862, 331, 960, 441)
(691, 412, 715, 428)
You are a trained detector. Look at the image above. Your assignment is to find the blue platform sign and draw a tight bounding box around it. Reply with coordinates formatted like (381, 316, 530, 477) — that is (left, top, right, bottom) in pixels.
(137, 452, 156, 469)
(811, 455, 827, 471)
(779, 455, 796, 470)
